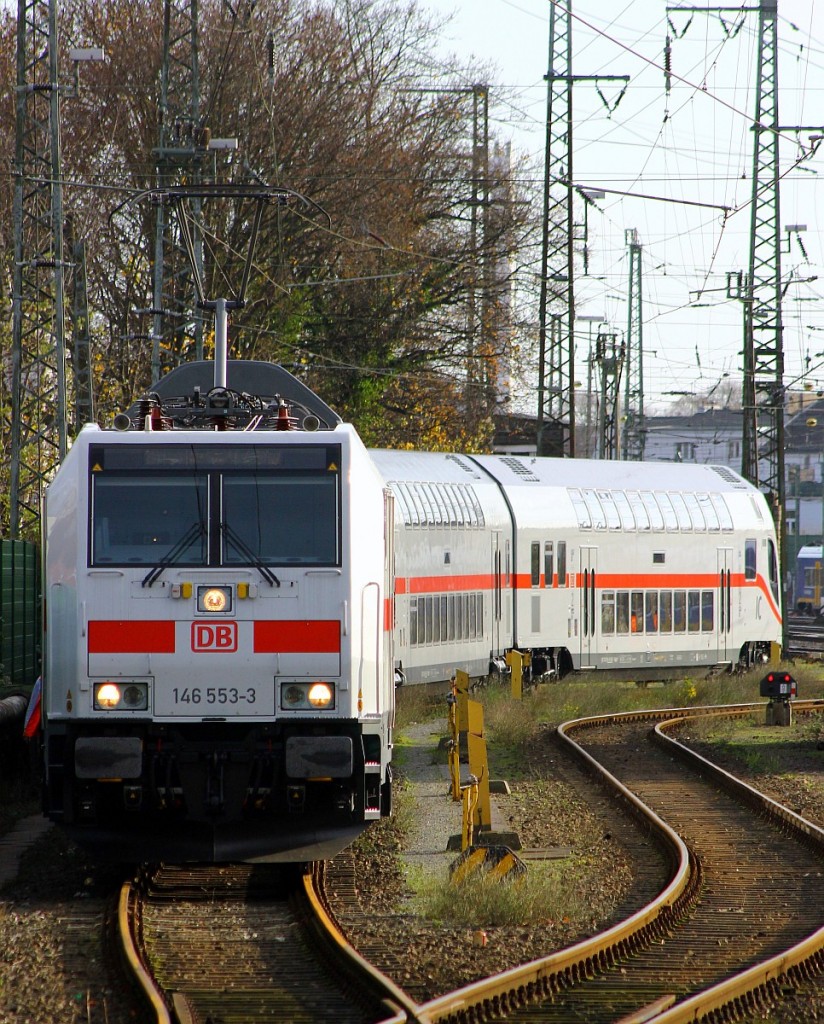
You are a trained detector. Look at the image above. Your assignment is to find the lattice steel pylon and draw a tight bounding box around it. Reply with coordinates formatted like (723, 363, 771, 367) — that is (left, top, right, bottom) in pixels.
(741, 0, 785, 561)
(536, 1, 574, 457)
(622, 228, 645, 460)
(10, 0, 68, 540)
(151, 0, 205, 381)
(535, 2, 628, 457)
(595, 330, 625, 460)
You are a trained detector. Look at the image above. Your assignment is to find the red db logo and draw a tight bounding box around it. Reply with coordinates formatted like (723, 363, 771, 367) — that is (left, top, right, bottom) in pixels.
(191, 622, 238, 652)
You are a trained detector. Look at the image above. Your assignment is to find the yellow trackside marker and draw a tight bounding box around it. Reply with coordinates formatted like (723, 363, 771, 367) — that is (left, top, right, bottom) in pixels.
(450, 844, 527, 884)
(450, 847, 487, 885)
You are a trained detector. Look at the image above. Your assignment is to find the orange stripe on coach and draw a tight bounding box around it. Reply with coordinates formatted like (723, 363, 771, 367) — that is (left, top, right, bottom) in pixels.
(254, 620, 341, 653)
(88, 620, 176, 653)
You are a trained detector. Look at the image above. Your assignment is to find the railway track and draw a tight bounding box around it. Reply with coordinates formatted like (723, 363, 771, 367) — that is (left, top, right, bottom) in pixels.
(114, 702, 824, 1024)
(786, 615, 824, 658)
(117, 861, 417, 1024)
(385, 702, 824, 1024)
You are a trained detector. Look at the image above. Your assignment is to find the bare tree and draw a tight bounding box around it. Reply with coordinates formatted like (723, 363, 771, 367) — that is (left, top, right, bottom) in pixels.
(1, 0, 537, 444)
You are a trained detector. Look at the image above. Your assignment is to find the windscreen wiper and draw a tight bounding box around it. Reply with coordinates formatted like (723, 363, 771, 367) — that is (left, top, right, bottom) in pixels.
(221, 522, 280, 587)
(142, 522, 207, 588)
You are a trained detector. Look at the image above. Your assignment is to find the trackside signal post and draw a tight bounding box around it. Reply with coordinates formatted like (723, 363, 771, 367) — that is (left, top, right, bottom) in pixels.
(760, 670, 796, 726)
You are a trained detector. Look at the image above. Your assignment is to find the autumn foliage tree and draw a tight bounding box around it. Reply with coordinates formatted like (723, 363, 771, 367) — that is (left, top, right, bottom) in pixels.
(0, 0, 536, 449)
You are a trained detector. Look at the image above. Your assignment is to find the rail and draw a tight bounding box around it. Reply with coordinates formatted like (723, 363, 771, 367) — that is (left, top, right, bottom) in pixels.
(377, 700, 824, 1024)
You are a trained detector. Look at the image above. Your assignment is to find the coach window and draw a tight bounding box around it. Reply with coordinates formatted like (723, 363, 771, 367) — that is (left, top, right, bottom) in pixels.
(583, 489, 607, 530)
(544, 541, 553, 588)
(616, 592, 630, 633)
(422, 484, 442, 526)
(673, 591, 687, 632)
(630, 592, 644, 632)
(531, 542, 541, 587)
(557, 541, 568, 586)
(408, 484, 427, 527)
(688, 591, 701, 632)
(710, 493, 734, 531)
(467, 488, 485, 527)
(655, 492, 679, 531)
(601, 592, 616, 633)
(598, 490, 622, 529)
(683, 492, 706, 531)
(612, 490, 636, 530)
(434, 485, 451, 526)
(645, 592, 659, 632)
(450, 485, 468, 526)
(626, 491, 650, 530)
(659, 591, 673, 632)
(701, 591, 714, 630)
(669, 492, 692, 531)
(568, 488, 592, 529)
(640, 491, 664, 531)
(768, 539, 779, 601)
(698, 493, 720, 531)
(423, 597, 432, 644)
(745, 538, 757, 580)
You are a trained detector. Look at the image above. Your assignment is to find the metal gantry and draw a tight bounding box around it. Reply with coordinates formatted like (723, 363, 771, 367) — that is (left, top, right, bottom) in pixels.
(10, 0, 68, 540)
(622, 229, 645, 461)
(151, 0, 205, 381)
(741, 0, 784, 521)
(536, 1, 574, 457)
(595, 330, 625, 460)
(536, 1, 628, 457)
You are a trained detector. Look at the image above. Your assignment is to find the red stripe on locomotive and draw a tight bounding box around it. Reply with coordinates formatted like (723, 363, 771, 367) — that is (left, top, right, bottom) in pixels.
(253, 620, 341, 653)
(88, 620, 176, 653)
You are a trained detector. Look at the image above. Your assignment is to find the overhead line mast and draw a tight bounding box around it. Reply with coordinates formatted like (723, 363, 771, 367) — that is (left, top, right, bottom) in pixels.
(622, 229, 645, 461)
(535, 1, 628, 457)
(10, 0, 68, 540)
(152, 0, 206, 381)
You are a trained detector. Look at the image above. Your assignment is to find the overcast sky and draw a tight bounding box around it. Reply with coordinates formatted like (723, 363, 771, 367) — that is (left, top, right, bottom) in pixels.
(420, 0, 824, 415)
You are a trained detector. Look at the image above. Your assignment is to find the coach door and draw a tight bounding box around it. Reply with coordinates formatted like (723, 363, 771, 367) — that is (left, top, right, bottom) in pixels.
(491, 531, 504, 657)
(579, 546, 597, 668)
(717, 547, 733, 663)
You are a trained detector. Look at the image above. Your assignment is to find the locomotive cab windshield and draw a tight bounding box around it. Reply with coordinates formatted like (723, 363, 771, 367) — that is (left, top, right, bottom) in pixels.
(89, 442, 342, 573)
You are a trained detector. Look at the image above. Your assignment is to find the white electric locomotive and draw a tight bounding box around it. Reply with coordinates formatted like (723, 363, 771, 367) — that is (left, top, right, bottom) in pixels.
(41, 357, 782, 864)
(373, 450, 782, 682)
(42, 361, 394, 862)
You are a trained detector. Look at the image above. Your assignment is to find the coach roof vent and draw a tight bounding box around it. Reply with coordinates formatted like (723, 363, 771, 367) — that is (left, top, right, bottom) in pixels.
(710, 465, 748, 488)
(500, 456, 540, 482)
(445, 454, 481, 478)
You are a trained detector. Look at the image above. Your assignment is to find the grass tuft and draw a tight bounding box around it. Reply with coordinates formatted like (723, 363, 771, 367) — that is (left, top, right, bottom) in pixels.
(410, 857, 594, 928)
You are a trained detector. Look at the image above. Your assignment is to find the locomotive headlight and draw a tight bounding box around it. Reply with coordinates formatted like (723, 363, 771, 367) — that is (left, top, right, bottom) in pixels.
(93, 681, 149, 711)
(94, 683, 121, 709)
(280, 681, 336, 710)
(283, 685, 306, 707)
(197, 585, 232, 613)
(308, 682, 334, 708)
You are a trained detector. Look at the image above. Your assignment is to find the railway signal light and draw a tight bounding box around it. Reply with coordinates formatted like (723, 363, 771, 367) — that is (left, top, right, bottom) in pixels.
(760, 671, 796, 700)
